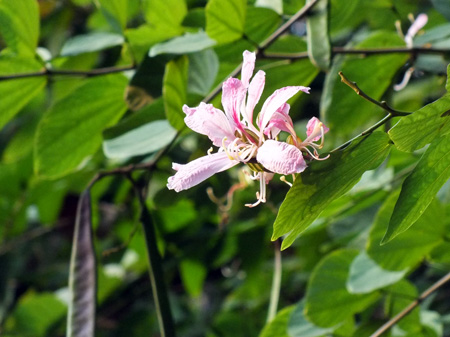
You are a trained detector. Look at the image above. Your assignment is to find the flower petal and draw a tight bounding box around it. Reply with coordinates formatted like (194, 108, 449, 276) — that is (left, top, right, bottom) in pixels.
(241, 50, 256, 87)
(256, 140, 306, 175)
(405, 13, 428, 47)
(259, 86, 310, 130)
(183, 103, 235, 147)
(245, 70, 265, 124)
(222, 77, 247, 129)
(167, 152, 239, 192)
(306, 117, 329, 142)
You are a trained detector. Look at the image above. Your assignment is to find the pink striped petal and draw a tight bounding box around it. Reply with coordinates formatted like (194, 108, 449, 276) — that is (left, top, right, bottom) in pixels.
(259, 86, 310, 130)
(222, 77, 247, 129)
(241, 50, 256, 87)
(167, 152, 239, 192)
(306, 117, 329, 142)
(183, 103, 236, 147)
(256, 140, 306, 175)
(245, 70, 265, 124)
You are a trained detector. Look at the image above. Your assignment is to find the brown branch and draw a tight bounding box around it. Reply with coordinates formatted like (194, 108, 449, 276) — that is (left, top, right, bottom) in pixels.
(370, 271, 450, 337)
(0, 64, 136, 81)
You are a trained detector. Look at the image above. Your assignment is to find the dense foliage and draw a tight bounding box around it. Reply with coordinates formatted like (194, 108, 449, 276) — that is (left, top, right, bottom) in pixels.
(1, 0, 450, 336)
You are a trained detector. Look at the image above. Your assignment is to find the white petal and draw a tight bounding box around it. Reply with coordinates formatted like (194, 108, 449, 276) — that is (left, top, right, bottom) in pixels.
(256, 140, 306, 175)
(167, 152, 239, 192)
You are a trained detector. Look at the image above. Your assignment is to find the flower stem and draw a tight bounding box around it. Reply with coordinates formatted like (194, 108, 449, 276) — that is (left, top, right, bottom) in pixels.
(267, 240, 282, 323)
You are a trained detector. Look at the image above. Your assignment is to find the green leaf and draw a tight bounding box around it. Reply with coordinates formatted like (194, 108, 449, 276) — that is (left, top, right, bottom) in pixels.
(367, 192, 444, 270)
(180, 259, 207, 297)
(163, 56, 188, 130)
(67, 191, 96, 337)
(288, 300, 335, 337)
(382, 133, 450, 243)
(35, 74, 128, 179)
(431, 0, 450, 21)
(206, 0, 246, 44)
(143, 0, 186, 35)
(388, 94, 450, 152)
(385, 281, 421, 333)
(60, 32, 125, 56)
(321, 31, 408, 137)
(273, 132, 392, 250)
(347, 251, 406, 294)
(305, 249, 379, 327)
(149, 31, 216, 57)
(0, 56, 46, 130)
(5, 292, 66, 336)
(306, 0, 331, 71)
(245, 7, 281, 44)
(259, 306, 294, 337)
(0, 0, 39, 56)
(95, 0, 128, 32)
(255, 0, 282, 14)
(103, 120, 176, 159)
(188, 49, 219, 96)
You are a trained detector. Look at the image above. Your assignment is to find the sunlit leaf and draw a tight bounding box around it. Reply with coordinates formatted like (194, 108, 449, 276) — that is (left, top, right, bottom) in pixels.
(0, 0, 39, 56)
(382, 133, 450, 243)
(163, 56, 188, 130)
(180, 259, 207, 297)
(206, 0, 246, 44)
(35, 74, 128, 179)
(255, 0, 282, 14)
(67, 191, 96, 337)
(95, 0, 127, 32)
(0, 56, 46, 130)
(305, 249, 379, 327)
(273, 132, 392, 250)
(142, 0, 186, 36)
(306, 0, 330, 71)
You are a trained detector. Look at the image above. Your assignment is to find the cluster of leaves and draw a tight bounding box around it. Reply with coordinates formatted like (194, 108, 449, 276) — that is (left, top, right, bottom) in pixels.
(1, 0, 450, 336)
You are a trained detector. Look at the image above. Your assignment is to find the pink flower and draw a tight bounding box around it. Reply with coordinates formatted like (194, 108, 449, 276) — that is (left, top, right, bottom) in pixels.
(167, 50, 328, 207)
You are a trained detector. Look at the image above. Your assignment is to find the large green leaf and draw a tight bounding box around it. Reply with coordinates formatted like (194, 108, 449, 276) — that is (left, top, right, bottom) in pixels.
(163, 56, 188, 130)
(142, 0, 186, 36)
(347, 251, 406, 294)
(4, 292, 66, 336)
(382, 133, 450, 243)
(0, 56, 46, 130)
(206, 0, 246, 44)
(321, 31, 408, 137)
(244, 7, 281, 44)
(60, 32, 125, 56)
(388, 94, 450, 153)
(305, 249, 379, 327)
(273, 132, 392, 250)
(35, 74, 128, 179)
(95, 0, 128, 32)
(367, 192, 444, 270)
(188, 49, 219, 96)
(0, 0, 39, 56)
(67, 191, 96, 337)
(306, 0, 330, 71)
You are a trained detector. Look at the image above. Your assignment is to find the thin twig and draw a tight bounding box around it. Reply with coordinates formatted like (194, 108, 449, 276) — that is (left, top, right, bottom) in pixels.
(338, 72, 410, 116)
(0, 64, 136, 81)
(370, 271, 450, 337)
